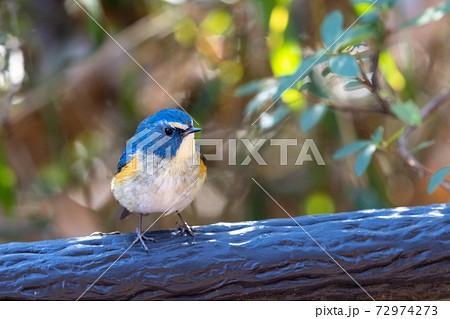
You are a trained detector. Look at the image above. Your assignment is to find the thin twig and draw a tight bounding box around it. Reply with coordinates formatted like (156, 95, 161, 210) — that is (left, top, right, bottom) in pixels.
(387, 146, 450, 191)
(328, 104, 385, 114)
(358, 53, 450, 191)
(357, 58, 393, 115)
(397, 86, 450, 189)
(370, 50, 380, 91)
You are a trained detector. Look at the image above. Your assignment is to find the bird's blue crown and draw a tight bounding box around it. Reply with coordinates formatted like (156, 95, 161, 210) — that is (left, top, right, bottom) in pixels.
(116, 108, 196, 173)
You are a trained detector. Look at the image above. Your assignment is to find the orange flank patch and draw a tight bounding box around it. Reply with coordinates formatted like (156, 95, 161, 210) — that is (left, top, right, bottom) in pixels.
(114, 156, 139, 184)
(199, 152, 207, 178)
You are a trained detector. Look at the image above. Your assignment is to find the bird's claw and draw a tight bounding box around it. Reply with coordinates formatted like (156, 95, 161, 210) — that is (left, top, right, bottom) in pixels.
(176, 221, 203, 237)
(135, 227, 156, 253)
(135, 227, 157, 242)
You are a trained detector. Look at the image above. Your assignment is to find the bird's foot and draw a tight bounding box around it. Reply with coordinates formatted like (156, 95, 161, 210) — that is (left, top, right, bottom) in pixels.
(176, 213, 203, 237)
(135, 228, 157, 253)
(90, 231, 121, 236)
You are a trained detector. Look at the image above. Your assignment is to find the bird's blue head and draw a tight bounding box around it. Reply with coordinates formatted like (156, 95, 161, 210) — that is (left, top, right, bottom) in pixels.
(117, 109, 201, 173)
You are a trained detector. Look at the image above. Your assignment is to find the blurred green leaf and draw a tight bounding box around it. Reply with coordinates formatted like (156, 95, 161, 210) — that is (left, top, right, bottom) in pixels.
(371, 126, 384, 144)
(300, 103, 328, 133)
(174, 18, 198, 46)
(428, 166, 450, 194)
(270, 41, 302, 77)
(380, 0, 400, 9)
(351, 0, 377, 14)
(201, 9, 234, 36)
(259, 106, 289, 130)
(219, 60, 243, 85)
(379, 50, 406, 91)
(359, 10, 380, 25)
(344, 80, 363, 90)
(79, 0, 102, 18)
(292, 51, 330, 80)
(412, 140, 435, 153)
(274, 52, 329, 99)
(245, 85, 277, 117)
(339, 25, 375, 48)
(320, 11, 343, 50)
(329, 54, 359, 77)
(281, 89, 305, 110)
(355, 144, 377, 176)
(352, 0, 399, 11)
(403, 1, 450, 27)
(308, 71, 330, 99)
(321, 67, 331, 77)
(351, 1, 381, 24)
(392, 100, 422, 126)
(235, 80, 265, 96)
(36, 165, 71, 196)
(0, 162, 16, 215)
(304, 192, 335, 215)
(385, 128, 405, 146)
(333, 140, 371, 160)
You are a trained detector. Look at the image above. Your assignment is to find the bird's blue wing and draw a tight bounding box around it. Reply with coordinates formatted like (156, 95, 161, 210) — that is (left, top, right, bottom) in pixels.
(196, 145, 206, 164)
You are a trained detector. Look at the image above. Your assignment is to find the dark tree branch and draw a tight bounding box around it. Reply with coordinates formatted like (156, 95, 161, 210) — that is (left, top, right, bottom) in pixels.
(0, 204, 449, 300)
(370, 50, 380, 91)
(357, 58, 393, 115)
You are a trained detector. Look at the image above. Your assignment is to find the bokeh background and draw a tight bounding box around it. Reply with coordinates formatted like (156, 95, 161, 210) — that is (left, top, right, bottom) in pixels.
(0, 0, 449, 243)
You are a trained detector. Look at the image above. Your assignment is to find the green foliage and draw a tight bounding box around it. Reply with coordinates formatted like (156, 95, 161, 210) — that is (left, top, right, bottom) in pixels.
(384, 128, 404, 146)
(370, 127, 384, 144)
(0, 158, 16, 216)
(332, 127, 385, 176)
(355, 144, 377, 176)
(403, 1, 450, 27)
(344, 80, 363, 89)
(241, 0, 450, 205)
(244, 81, 278, 117)
(333, 140, 372, 160)
(300, 103, 328, 133)
(428, 167, 450, 194)
(412, 140, 435, 153)
(235, 80, 266, 96)
(320, 10, 344, 50)
(201, 9, 234, 36)
(304, 192, 335, 215)
(329, 54, 359, 77)
(259, 106, 290, 130)
(0, 141, 16, 216)
(392, 100, 422, 126)
(273, 52, 329, 100)
(333, 138, 378, 177)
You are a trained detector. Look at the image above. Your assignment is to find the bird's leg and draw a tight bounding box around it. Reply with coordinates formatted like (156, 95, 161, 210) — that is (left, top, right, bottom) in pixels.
(176, 212, 203, 236)
(136, 213, 156, 252)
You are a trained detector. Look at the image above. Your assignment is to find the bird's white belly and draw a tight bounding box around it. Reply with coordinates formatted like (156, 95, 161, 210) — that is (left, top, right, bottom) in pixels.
(125, 170, 203, 214)
(111, 139, 205, 215)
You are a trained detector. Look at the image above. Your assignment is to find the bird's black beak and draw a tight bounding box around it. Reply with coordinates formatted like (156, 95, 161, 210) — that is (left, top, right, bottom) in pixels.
(183, 127, 202, 136)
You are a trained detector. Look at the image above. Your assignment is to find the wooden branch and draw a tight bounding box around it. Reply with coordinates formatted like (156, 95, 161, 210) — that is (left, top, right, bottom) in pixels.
(0, 204, 449, 300)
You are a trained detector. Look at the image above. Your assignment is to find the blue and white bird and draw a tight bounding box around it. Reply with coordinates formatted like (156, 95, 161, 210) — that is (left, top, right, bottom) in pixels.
(111, 108, 206, 252)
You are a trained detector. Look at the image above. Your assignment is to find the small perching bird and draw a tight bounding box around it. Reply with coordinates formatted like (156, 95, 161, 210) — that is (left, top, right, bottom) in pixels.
(111, 108, 206, 252)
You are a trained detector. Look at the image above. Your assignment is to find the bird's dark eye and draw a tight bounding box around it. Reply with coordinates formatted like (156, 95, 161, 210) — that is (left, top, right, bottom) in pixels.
(164, 127, 174, 136)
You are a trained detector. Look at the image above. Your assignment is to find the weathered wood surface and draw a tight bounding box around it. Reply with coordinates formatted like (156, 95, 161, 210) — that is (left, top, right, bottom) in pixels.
(0, 204, 449, 300)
